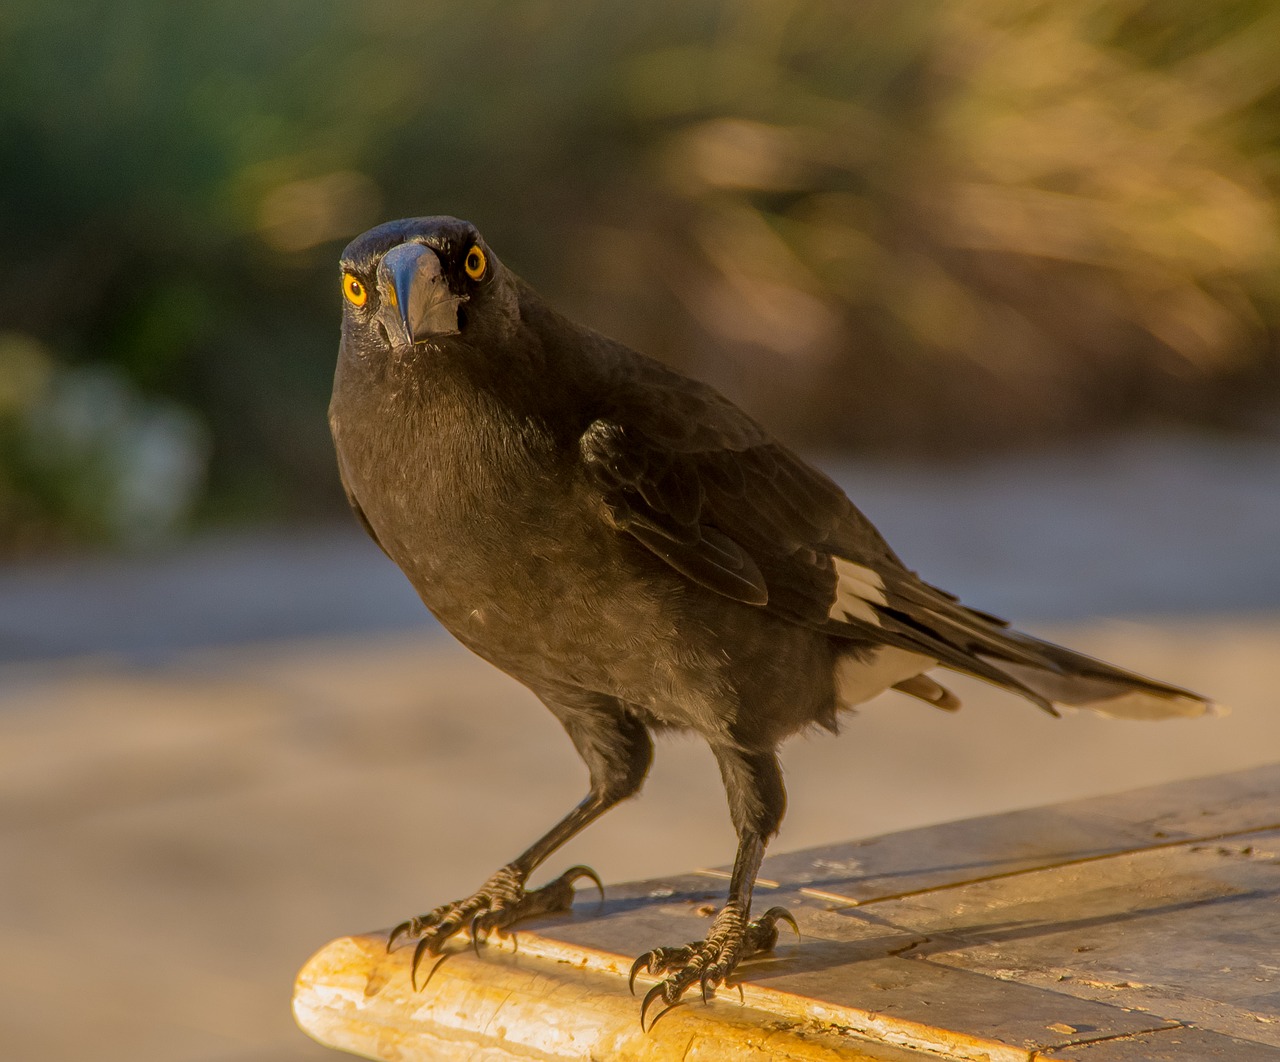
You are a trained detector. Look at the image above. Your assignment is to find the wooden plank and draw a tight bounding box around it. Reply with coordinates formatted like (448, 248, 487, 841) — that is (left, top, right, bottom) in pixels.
(295, 885, 1178, 1060)
(294, 766, 1280, 1060)
(868, 828, 1280, 1048)
(294, 932, 942, 1062)
(1040, 1026, 1280, 1061)
(757, 764, 1280, 906)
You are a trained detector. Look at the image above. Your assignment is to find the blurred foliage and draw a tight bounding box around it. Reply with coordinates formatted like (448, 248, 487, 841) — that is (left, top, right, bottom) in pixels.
(0, 334, 206, 550)
(1, 0, 1278, 548)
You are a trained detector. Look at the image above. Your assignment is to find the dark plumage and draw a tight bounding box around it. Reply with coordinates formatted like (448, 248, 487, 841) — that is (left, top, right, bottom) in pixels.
(330, 216, 1215, 1023)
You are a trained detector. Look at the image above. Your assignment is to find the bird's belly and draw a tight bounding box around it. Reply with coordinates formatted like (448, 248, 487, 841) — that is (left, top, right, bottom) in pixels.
(386, 514, 732, 727)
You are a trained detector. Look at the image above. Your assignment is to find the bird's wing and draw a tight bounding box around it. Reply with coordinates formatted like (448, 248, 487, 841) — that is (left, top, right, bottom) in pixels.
(578, 357, 1057, 703)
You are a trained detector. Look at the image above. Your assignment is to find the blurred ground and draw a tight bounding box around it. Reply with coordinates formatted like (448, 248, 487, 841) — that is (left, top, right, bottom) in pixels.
(0, 432, 1278, 1061)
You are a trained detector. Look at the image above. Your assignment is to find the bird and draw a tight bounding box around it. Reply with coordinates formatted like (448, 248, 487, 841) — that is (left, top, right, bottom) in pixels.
(329, 215, 1216, 1026)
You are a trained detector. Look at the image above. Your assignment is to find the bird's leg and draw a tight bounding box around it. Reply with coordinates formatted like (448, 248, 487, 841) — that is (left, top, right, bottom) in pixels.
(387, 796, 609, 972)
(390, 700, 652, 981)
(630, 747, 793, 1027)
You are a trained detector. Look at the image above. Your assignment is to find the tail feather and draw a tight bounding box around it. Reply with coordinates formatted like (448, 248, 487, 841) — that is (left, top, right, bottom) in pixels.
(839, 565, 1219, 720)
(985, 642, 1220, 720)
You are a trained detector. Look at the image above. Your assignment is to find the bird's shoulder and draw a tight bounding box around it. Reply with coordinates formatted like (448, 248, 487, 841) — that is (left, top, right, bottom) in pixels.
(568, 336, 908, 624)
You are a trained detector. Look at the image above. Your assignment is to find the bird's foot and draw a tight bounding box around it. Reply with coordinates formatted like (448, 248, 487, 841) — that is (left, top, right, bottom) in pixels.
(388, 863, 602, 986)
(629, 903, 797, 1029)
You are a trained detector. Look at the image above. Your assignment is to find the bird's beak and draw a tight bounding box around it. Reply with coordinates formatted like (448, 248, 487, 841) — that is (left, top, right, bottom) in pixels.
(375, 242, 464, 347)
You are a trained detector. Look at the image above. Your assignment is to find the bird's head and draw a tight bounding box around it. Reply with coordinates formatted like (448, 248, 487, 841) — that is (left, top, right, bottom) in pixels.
(337, 216, 516, 359)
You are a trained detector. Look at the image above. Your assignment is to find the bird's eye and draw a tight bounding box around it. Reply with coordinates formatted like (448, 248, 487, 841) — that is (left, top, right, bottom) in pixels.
(342, 273, 368, 307)
(464, 246, 487, 281)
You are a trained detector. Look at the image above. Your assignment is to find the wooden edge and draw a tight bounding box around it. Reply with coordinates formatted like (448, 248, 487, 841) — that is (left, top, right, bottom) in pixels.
(293, 930, 1026, 1062)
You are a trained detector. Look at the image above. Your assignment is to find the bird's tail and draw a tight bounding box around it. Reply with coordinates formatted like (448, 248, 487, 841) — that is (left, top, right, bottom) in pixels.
(889, 632, 1220, 719)
(981, 631, 1220, 720)
(845, 566, 1219, 719)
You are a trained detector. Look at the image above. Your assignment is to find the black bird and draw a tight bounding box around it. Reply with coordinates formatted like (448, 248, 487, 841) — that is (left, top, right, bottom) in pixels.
(330, 216, 1215, 1023)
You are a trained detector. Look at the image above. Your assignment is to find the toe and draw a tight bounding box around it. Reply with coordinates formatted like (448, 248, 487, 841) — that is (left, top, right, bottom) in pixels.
(410, 937, 432, 989)
(559, 864, 605, 905)
(629, 951, 656, 995)
(387, 920, 413, 952)
(743, 905, 799, 954)
(640, 981, 677, 1031)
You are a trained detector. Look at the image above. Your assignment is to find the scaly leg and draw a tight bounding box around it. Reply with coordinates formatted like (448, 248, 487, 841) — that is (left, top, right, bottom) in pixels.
(389, 695, 652, 986)
(629, 747, 794, 1028)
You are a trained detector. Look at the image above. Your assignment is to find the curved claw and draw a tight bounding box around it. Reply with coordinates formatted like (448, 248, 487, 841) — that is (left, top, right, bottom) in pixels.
(469, 913, 487, 956)
(410, 936, 432, 991)
(640, 981, 670, 1032)
(700, 971, 716, 1004)
(421, 951, 452, 989)
(629, 951, 655, 995)
(761, 905, 801, 943)
(561, 864, 605, 907)
(387, 920, 413, 953)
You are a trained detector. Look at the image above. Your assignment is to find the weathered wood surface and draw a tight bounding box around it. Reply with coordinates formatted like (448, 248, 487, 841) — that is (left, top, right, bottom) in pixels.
(294, 764, 1280, 1060)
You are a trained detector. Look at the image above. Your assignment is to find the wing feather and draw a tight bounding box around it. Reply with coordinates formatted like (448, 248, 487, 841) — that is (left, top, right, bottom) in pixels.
(576, 351, 1187, 718)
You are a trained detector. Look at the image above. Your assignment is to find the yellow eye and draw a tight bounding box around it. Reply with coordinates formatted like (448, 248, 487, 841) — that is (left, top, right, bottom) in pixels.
(342, 273, 368, 307)
(464, 246, 487, 281)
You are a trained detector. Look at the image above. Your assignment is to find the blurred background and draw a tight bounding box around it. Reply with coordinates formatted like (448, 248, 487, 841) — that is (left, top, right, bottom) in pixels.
(4, 0, 1280, 546)
(2, 1, 1279, 1060)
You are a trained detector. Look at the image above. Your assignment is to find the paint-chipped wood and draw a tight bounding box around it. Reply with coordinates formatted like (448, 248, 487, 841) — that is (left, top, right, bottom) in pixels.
(294, 766, 1280, 1059)
(877, 829, 1280, 1048)
(293, 931, 939, 1062)
(756, 763, 1280, 906)
(1039, 1026, 1280, 1061)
